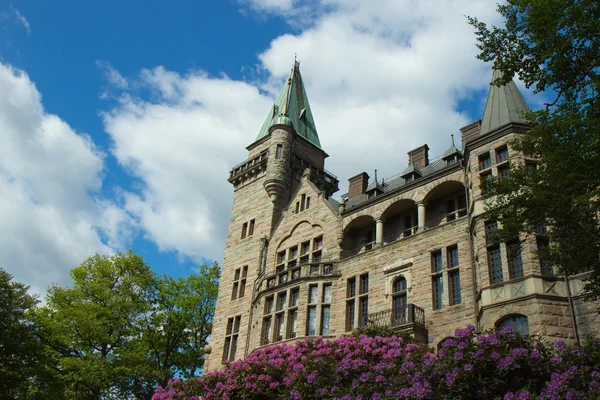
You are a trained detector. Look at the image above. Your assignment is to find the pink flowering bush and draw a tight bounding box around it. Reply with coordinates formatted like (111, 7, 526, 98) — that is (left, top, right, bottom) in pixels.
(153, 326, 600, 400)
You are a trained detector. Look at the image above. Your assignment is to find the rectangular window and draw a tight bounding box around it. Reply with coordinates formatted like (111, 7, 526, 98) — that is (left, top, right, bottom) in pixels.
(274, 313, 285, 342)
(537, 237, 553, 276)
(301, 241, 310, 255)
(449, 270, 461, 305)
(248, 219, 255, 236)
(275, 144, 283, 159)
(485, 221, 498, 245)
(496, 146, 509, 163)
(431, 250, 443, 273)
(307, 306, 317, 336)
(347, 277, 356, 298)
(480, 172, 493, 193)
(498, 166, 510, 182)
(232, 282, 239, 300)
(359, 273, 369, 295)
(289, 287, 300, 307)
(322, 284, 332, 303)
(261, 317, 272, 345)
(277, 251, 286, 265)
(309, 285, 318, 304)
(306, 196, 310, 210)
(313, 236, 323, 250)
(312, 251, 322, 263)
(300, 194, 306, 211)
(488, 245, 503, 284)
(241, 222, 248, 239)
(222, 315, 241, 362)
(432, 275, 444, 310)
(346, 300, 355, 331)
(525, 161, 538, 170)
(479, 153, 492, 170)
(264, 296, 274, 315)
(287, 309, 298, 338)
(447, 245, 459, 269)
(507, 241, 524, 279)
(289, 246, 298, 260)
(358, 296, 369, 327)
(321, 305, 331, 335)
(276, 292, 287, 312)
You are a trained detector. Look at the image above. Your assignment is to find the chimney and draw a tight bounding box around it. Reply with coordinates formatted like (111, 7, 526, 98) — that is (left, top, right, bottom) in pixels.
(460, 120, 481, 151)
(347, 172, 370, 200)
(407, 145, 429, 169)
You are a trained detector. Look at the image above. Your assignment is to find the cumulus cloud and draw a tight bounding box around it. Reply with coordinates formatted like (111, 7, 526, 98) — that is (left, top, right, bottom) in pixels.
(100, 0, 511, 265)
(0, 63, 132, 296)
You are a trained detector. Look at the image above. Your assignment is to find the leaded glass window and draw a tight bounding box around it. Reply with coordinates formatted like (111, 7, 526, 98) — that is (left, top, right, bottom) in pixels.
(497, 315, 529, 336)
(488, 245, 503, 284)
(507, 241, 524, 279)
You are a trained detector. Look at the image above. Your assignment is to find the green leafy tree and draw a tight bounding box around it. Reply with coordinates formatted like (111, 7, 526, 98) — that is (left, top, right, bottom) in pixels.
(467, 0, 600, 294)
(0, 268, 65, 399)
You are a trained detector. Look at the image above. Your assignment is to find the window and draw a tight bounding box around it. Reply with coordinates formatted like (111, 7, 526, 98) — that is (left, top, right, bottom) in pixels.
(222, 316, 241, 362)
(307, 306, 317, 336)
(287, 308, 298, 338)
(485, 221, 498, 245)
(274, 312, 285, 342)
(537, 237, 553, 276)
(231, 266, 247, 300)
(479, 152, 492, 170)
(289, 246, 298, 260)
(301, 241, 310, 255)
(496, 146, 509, 163)
(488, 245, 503, 284)
(241, 222, 248, 239)
(525, 160, 538, 171)
(313, 236, 323, 250)
(261, 316, 272, 345)
(264, 296, 274, 314)
(405, 175, 414, 183)
(276, 292, 287, 312)
(322, 284, 332, 303)
(309, 285, 318, 304)
(248, 219, 255, 236)
(449, 270, 461, 306)
(275, 144, 283, 159)
(392, 277, 407, 325)
(277, 251, 286, 265)
(289, 287, 300, 307)
(346, 277, 356, 331)
(507, 241, 524, 279)
(497, 315, 529, 336)
(321, 306, 331, 335)
(480, 172, 493, 193)
(358, 274, 369, 326)
(498, 166, 510, 182)
(447, 246, 459, 269)
(432, 275, 444, 310)
(431, 250, 443, 273)
(306, 196, 310, 210)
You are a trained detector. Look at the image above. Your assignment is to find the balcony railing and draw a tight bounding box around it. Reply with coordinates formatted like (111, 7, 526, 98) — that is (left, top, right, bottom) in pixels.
(426, 209, 467, 229)
(382, 226, 418, 246)
(367, 304, 425, 329)
(228, 150, 269, 185)
(256, 261, 339, 295)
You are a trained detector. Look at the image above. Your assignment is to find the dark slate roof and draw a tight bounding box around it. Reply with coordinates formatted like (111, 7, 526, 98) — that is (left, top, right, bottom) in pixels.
(252, 60, 322, 149)
(480, 69, 531, 135)
(344, 157, 453, 211)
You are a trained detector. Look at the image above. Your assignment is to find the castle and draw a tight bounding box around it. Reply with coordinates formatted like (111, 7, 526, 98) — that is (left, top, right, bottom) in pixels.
(204, 61, 599, 372)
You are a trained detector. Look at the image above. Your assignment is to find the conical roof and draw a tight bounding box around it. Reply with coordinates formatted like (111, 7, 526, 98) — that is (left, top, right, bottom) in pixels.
(442, 135, 462, 159)
(253, 61, 322, 149)
(480, 69, 531, 135)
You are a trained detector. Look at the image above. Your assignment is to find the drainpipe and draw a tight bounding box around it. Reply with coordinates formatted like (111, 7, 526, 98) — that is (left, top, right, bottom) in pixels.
(564, 273, 581, 346)
(465, 172, 480, 332)
(245, 237, 268, 357)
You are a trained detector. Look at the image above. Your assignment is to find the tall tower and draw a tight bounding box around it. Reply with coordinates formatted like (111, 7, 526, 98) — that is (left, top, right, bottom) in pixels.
(205, 60, 338, 372)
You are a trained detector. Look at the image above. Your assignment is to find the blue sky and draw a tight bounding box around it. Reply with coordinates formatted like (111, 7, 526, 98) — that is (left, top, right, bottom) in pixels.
(0, 0, 540, 295)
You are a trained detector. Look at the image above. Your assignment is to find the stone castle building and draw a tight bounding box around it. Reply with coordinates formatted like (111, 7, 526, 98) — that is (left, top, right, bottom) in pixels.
(204, 61, 599, 372)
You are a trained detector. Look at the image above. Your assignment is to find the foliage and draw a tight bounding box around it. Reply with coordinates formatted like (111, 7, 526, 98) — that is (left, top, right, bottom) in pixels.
(32, 251, 219, 400)
(0, 268, 65, 399)
(467, 1, 600, 294)
(153, 326, 600, 400)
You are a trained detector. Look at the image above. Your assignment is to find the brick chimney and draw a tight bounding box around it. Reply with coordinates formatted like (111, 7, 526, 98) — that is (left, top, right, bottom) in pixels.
(407, 145, 429, 169)
(347, 172, 370, 200)
(460, 120, 481, 151)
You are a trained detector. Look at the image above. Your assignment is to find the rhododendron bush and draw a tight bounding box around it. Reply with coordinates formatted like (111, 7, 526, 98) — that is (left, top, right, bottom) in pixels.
(153, 326, 600, 400)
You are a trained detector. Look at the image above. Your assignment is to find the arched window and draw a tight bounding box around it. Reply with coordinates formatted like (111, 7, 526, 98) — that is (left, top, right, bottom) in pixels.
(496, 314, 529, 336)
(392, 277, 407, 326)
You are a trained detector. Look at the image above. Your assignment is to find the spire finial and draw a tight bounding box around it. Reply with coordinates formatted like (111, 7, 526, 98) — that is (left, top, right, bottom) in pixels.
(374, 169, 378, 183)
(451, 134, 455, 146)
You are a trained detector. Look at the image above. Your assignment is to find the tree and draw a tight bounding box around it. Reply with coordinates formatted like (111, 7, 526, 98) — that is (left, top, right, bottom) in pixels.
(0, 268, 64, 399)
(33, 251, 220, 399)
(467, 1, 600, 294)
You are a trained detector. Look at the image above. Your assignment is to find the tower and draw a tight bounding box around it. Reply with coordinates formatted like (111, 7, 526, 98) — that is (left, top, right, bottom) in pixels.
(205, 60, 338, 371)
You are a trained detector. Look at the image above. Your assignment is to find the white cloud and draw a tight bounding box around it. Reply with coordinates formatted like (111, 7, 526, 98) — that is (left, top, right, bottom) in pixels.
(13, 7, 30, 34)
(0, 63, 132, 296)
(101, 0, 511, 265)
(96, 60, 129, 89)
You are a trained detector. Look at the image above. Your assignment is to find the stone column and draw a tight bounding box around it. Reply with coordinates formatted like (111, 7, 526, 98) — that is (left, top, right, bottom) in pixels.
(417, 201, 426, 232)
(375, 217, 384, 246)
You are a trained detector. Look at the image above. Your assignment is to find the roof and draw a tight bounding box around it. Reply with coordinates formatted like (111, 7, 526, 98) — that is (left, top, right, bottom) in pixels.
(480, 69, 531, 136)
(401, 163, 422, 177)
(344, 157, 455, 211)
(442, 135, 462, 159)
(252, 61, 322, 149)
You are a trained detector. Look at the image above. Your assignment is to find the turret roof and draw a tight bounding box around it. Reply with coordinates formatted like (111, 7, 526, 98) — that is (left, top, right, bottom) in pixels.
(480, 69, 531, 135)
(253, 60, 322, 149)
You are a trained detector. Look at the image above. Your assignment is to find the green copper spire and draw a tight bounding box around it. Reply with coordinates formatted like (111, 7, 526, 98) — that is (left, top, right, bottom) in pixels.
(253, 60, 322, 149)
(480, 69, 531, 135)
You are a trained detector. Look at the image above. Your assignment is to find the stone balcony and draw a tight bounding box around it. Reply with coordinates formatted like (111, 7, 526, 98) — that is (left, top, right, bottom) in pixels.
(366, 304, 428, 343)
(254, 261, 341, 298)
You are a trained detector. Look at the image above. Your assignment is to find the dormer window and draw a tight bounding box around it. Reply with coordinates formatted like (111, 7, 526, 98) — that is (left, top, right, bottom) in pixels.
(405, 175, 414, 183)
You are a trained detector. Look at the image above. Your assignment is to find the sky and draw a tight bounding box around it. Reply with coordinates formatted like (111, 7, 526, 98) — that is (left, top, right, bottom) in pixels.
(0, 0, 543, 297)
